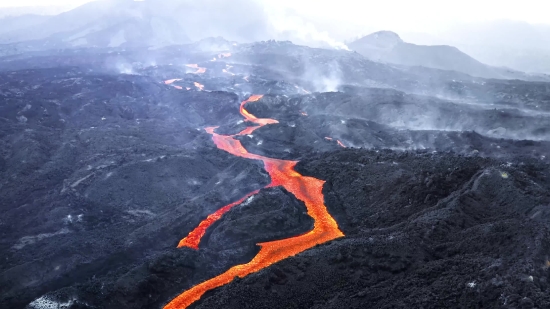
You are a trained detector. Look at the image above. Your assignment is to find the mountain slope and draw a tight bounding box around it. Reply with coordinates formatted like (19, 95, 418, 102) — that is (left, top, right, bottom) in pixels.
(349, 31, 549, 81)
(0, 0, 192, 50)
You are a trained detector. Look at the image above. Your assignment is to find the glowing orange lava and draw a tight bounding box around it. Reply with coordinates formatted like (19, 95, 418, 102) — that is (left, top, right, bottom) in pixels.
(186, 64, 206, 74)
(165, 95, 344, 309)
(164, 78, 182, 85)
(178, 190, 260, 250)
(294, 85, 311, 94)
(325, 137, 346, 148)
(222, 69, 235, 76)
(194, 82, 205, 91)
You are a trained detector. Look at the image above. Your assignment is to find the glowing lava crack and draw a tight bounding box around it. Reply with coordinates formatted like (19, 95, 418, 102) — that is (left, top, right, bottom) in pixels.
(165, 95, 344, 309)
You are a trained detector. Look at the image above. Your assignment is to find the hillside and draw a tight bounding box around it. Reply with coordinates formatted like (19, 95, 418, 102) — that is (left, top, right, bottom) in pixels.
(349, 31, 550, 81)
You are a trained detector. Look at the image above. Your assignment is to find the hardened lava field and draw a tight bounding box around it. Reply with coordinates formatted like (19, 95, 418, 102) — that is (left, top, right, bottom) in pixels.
(1, 38, 550, 309)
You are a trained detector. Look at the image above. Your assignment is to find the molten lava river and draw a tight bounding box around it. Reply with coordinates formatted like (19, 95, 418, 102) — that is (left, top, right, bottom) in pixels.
(165, 95, 344, 309)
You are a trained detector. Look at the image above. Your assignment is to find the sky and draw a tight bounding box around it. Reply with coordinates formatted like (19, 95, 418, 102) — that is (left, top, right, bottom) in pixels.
(264, 0, 550, 33)
(0, 0, 90, 7)
(0, 0, 548, 36)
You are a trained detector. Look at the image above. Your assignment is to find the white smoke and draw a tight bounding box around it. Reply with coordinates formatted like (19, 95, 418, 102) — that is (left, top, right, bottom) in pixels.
(302, 60, 343, 92)
(263, 5, 349, 51)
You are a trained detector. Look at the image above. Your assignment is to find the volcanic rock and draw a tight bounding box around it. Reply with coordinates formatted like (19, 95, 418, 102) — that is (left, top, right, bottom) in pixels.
(0, 35, 549, 309)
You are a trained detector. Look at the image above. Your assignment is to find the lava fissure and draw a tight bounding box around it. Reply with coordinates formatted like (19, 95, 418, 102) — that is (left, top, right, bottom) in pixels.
(166, 94, 344, 309)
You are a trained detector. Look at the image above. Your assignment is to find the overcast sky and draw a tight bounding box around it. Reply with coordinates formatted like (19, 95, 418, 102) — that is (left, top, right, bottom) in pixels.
(0, 0, 549, 34)
(0, 0, 90, 8)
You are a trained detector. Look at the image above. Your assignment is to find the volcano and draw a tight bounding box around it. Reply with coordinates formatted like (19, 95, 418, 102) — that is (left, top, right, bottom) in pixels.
(1, 12, 550, 309)
(349, 31, 550, 81)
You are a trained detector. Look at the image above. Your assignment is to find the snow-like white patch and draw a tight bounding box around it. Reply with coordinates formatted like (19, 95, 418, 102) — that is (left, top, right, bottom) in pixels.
(13, 228, 70, 250)
(64, 214, 73, 224)
(188, 179, 201, 186)
(17, 115, 27, 123)
(71, 173, 94, 188)
(242, 196, 255, 206)
(28, 295, 74, 309)
(127, 209, 155, 217)
(21, 104, 32, 112)
(467, 281, 476, 288)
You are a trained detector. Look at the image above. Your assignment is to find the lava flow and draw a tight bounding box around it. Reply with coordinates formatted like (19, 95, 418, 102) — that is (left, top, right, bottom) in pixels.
(186, 64, 206, 74)
(165, 95, 344, 309)
(325, 137, 346, 148)
(164, 78, 182, 85)
(222, 69, 234, 76)
(194, 82, 205, 91)
(295, 85, 311, 94)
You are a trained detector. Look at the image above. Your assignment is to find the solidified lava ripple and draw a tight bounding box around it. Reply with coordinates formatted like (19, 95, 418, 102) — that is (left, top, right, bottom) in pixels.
(165, 95, 344, 309)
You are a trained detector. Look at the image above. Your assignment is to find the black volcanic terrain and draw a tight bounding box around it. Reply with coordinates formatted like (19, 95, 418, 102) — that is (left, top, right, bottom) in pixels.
(0, 37, 550, 309)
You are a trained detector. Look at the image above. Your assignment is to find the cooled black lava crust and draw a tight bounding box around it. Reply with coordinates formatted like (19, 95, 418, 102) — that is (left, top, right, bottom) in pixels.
(1, 41, 550, 309)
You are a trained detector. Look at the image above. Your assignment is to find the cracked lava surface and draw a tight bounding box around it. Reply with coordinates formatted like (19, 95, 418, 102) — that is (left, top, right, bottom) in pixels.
(164, 94, 344, 309)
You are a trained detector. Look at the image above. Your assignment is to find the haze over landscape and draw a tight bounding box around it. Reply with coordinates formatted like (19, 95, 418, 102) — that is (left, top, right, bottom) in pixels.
(1, 0, 549, 73)
(1, 1, 550, 309)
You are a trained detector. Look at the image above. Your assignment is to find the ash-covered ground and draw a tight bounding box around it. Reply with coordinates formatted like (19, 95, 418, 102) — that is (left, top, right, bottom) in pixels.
(1, 38, 550, 309)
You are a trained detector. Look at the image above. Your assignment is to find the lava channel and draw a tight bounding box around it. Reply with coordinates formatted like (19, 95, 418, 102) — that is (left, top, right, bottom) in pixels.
(325, 137, 346, 148)
(222, 68, 235, 76)
(165, 95, 344, 309)
(186, 64, 206, 74)
(194, 82, 205, 91)
(164, 78, 182, 85)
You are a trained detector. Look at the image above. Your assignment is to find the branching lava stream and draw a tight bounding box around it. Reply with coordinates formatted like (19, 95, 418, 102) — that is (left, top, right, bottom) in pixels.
(165, 95, 344, 309)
